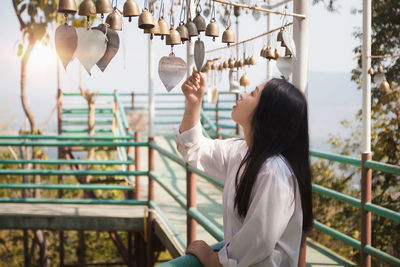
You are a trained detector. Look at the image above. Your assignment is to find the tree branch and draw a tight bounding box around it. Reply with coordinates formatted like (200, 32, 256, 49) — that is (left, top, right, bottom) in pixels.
(12, 0, 26, 29)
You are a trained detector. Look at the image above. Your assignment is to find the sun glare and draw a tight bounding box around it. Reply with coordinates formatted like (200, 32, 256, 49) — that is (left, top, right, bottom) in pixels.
(28, 43, 57, 70)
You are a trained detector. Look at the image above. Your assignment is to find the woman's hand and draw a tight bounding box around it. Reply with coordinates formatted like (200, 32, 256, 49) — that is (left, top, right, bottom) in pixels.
(181, 72, 206, 105)
(186, 240, 222, 267)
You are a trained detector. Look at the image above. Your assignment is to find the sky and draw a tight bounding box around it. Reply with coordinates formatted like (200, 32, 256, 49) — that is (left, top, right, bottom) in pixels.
(0, 0, 363, 150)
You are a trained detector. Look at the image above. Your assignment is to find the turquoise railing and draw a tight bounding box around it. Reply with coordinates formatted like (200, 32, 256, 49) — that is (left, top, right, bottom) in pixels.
(0, 91, 398, 266)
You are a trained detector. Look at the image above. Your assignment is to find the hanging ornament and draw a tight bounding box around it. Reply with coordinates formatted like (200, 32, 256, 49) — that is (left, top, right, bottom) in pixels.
(186, 0, 198, 42)
(58, 0, 77, 14)
(75, 28, 107, 75)
(79, 0, 96, 19)
(277, 28, 283, 42)
(380, 79, 390, 93)
(96, 0, 113, 18)
(123, 0, 140, 22)
(222, 6, 234, 46)
(368, 67, 374, 75)
(229, 69, 240, 93)
(212, 88, 219, 103)
(228, 56, 236, 69)
(274, 48, 281, 59)
(194, 39, 205, 73)
(166, 26, 182, 45)
(154, 0, 170, 40)
(266, 47, 275, 60)
(193, 0, 206, 33)
(139, 0, 155, 29)
(250, 55, 257, 65)
(92, 24, 120, 72)
(205, 1, 219, 41)
(176, 0, 189, 43)
(282, 28, 296, 58)
(55, 24, 78, 69)
(373, 64, 386, 85)
(276, 56, 292, 78)
(240, 72, 250, 90)
(260, 46, 267, 58)
(158, 52, 187, 92)
(106, 8, 123, 31)
(223, 60, 229, 69)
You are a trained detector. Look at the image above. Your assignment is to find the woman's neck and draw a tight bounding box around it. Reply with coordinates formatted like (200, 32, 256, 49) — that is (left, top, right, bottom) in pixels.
(242, 125, 252, 147)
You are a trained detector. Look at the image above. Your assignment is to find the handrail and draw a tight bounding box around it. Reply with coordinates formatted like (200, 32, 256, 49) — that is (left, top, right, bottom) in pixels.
(0, 183, 133, 190)
(0, 159, 133, 165)
(0, 169, 148, 176)
(0, 198, 147, 205)
(114, 92, 130, 130)
(0, 135, 135, 140)
(0, 141, 148, 147)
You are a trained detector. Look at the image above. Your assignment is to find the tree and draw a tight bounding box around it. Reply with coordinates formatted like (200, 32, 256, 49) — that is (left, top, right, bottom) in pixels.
(311, 0, 400, 264)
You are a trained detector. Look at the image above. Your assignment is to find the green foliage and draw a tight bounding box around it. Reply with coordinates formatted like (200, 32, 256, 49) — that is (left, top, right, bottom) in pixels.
(312, 0, 400, 265)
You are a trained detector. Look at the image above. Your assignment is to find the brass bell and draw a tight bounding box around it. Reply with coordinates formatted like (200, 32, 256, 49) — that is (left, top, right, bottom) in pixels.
(285, 47, 292, 57)
(96, 0, 113, 15)
(106, 10, 123, 31)
(218, 64, 223, 71)
(186, 20, 198, 41)
(144, 19, 160, 38)
(223, 60, 229, 69)
(193, 13, 206, 32)
(123, 0, 140, 22)
(378, 64, 384, 73)
(260, 46, 267, 58)
(281, 40, 286, 48)
(238, 59, 244, 68)
(138, 9, 155, 29)
(266, 47, 275, 60)
(368, 67, 374, 75)
(201, 64, 208, 73)
(176, 22, 189, 43)
(205, 18, 219, 41)
(234, 6, 241, 17)
(250, 56, 257, 65)
(240, 73, 250, 87)
(228, 57, 236, 69)
(380, 79, 390, 93)
(206, 60, 211, 68)
(222, 26, 235, 46)
(277, 29, 284, 42)
(79, 0, 96, 17)
(274, 49, 281, 59)
(244, 57, 250, 65)
(166, 26, 181, 46)
(155, 17, 170, 40)
(58, 0, 77, 14)
(211, 63, 216, 70)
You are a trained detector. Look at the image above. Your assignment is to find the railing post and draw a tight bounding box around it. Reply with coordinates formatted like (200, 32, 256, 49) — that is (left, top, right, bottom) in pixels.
(57, 88, 64, 266)
(135, 132, 141, 200)
(216, 96, 221, 139)
(112, 93, 118, 134)
(361, 152, 372, 267)
(147, 137, 155, 267)
(186, 164, 197, 245)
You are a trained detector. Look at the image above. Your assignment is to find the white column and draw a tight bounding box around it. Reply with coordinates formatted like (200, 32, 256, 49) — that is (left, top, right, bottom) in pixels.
(361, 0, 371, 153)
(266, 4, 272, 80)
(148, 35, 155, 137)
(292, 0, 309, 95)
(187, 41, 194, 78)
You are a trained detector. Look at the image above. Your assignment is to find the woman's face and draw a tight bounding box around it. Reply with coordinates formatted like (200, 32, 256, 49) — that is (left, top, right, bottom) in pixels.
(231, 83, 265, 127)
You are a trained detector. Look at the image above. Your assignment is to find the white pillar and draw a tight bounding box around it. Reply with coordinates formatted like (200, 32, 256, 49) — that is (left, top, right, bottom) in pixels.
(292, 0, 309, 95)
(266, 4, 272, 80)
(148, 35, 155, 137)
(187, 41, 194, 78)
(361, 0, 371, 153)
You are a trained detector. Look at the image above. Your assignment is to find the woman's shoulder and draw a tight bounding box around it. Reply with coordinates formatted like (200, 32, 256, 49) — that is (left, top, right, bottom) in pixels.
(259, 155, 296, 191)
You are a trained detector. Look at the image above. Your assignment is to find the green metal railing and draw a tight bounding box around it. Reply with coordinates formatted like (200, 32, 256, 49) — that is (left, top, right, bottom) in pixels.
(0, 91, 398, 266)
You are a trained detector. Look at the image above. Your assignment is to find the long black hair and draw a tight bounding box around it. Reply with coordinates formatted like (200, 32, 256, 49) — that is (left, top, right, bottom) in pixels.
(234, 78, 313, 234)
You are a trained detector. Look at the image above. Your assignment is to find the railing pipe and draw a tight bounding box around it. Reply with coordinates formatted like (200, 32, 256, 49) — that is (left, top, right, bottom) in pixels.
(186, 164, 197, 245)
(361, 153, 372, 267)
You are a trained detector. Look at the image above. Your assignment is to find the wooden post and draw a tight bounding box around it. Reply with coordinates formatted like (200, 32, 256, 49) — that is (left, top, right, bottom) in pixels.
(23, 230, 29, 267)
(216, 97, 220, 138)
(186, 165, 197, 245)
(77, 231, 86, 267)
(135, 132, 141, 200)
(131, 92, 135, 110)
(147, 137, 155, 267)
(361, 152, 372, 267)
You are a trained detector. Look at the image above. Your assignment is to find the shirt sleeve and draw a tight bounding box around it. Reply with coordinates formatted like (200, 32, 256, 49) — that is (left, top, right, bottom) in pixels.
(218, 158, 296, 267)
(175, 121, 238, 183)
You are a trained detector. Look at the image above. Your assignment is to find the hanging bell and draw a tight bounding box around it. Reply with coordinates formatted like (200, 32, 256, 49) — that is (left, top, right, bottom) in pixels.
(277, 29, 284, 42)
(237, 59, 244, 68)
(234, 6, 241, 17)
(176, 22, 189, 43)
(211, 63, 216, 70)
(218, 64, 223, 71)
(96, 0, 113, 15)
(201, 64, 209, 73)
(368, 67, 374, 75)
(144, 19, 160, 39)
(223, 60, 229, 69)
(380, 79, 390, 93)
(123, 0, 140, 22)
(186, 20, 198, 41)
(240, 73, 250, 87)
(222, 26, 235, 46)
(378, 64, 384, 73)
(274, 48, 281, 59)
(228, 57, 236, 69)
(166, 26, 182, 46)
(106, 10, 123, 31)
(281, 40, 286, 48)
(205, 18, 219, 41)
(250, 56, 257, 65)
(79, 0, 96, 17)
(138, 9, 155, 29)
(244, 57, 250, 65)
(260, 46, 267, 58)
(155, 17, 170, 40)
(58, 0, 77, 14)
(266, 47, 275, 60)
(285, 47, 292, 56)
(193, 13, 206, 32)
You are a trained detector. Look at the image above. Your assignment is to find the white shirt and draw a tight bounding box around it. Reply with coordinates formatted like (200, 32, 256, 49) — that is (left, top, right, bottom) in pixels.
(175, 122, 303, 267)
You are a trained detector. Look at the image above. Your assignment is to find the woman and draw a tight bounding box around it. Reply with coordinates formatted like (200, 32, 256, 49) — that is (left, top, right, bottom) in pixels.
(175, 72, 313, 267)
